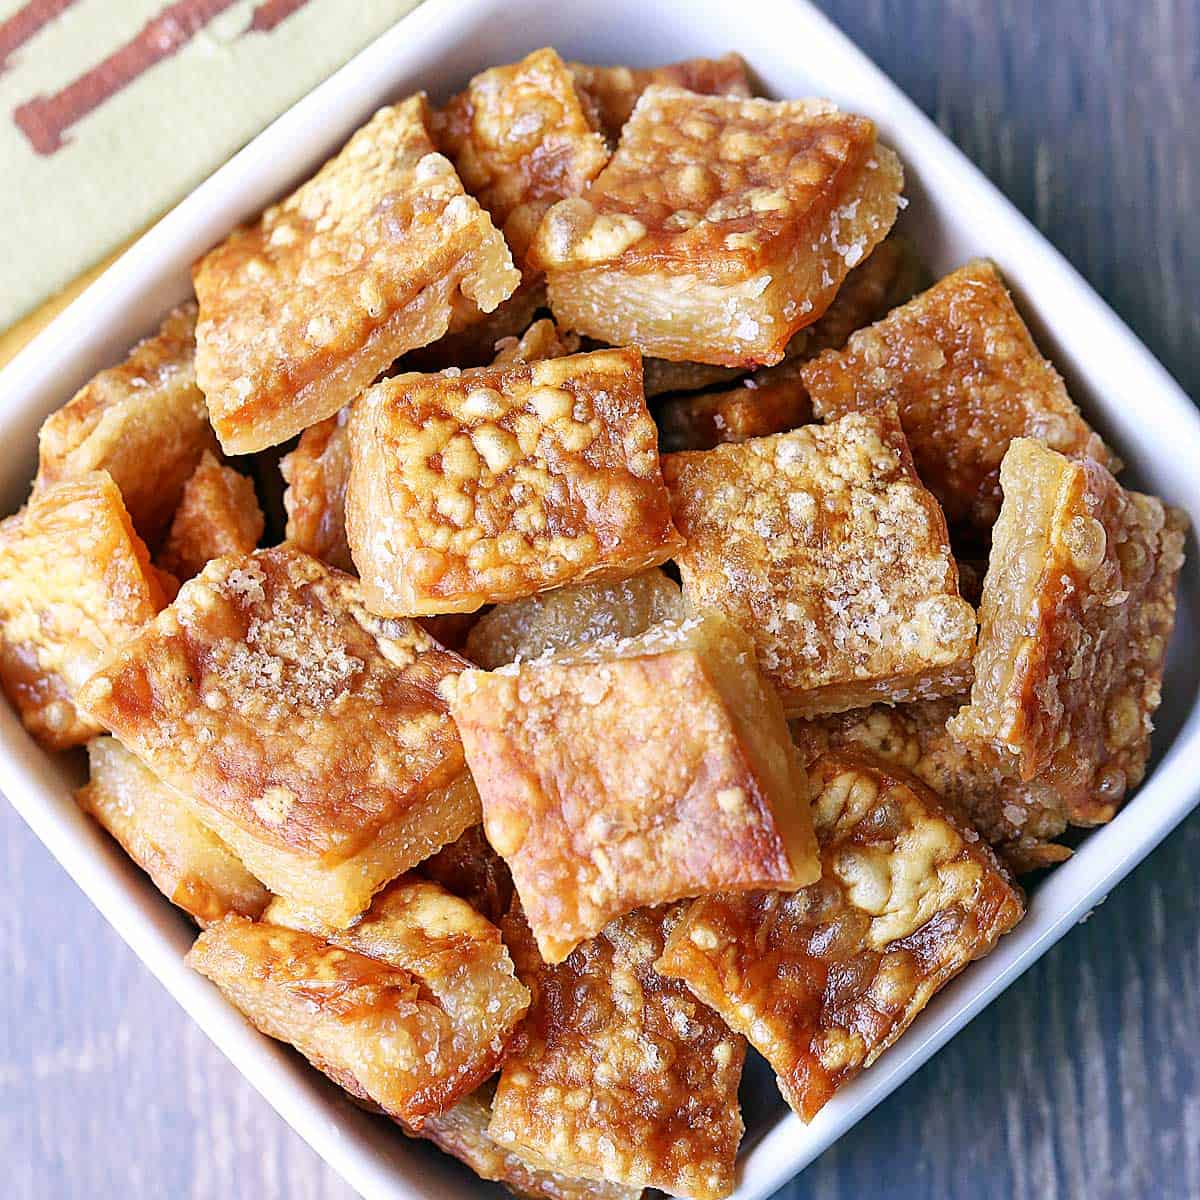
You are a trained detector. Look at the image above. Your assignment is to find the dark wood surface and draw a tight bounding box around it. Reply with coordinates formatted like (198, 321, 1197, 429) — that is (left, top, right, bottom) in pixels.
(1, 2, 1197, 1197)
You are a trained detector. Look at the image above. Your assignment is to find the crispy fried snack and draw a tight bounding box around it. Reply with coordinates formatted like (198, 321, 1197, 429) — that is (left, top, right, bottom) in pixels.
(948, 440, 1186, 823)
(530, 88, 903, 367)
(569, 53, 753, 142)
(464, 568, 684, 668)
(664, 409, 977, 718)
(657, 750, 1024, 1120)
(280, 409, 354, 573)
(791, 700, 1071, 873)
(490, 318, 581, 367)
(76, 546, 480, 927)
(801, 260, 1113, 539)
(642, 357, 743, 399)
(345, 347, 682, 616)
(193, 96, 519, 454)
(189, 877, 529, 1126)
(0, 472, 167, 749)
(450, 613, 819, 963)
(78, 737, 269, 924)
(490, 904, 745, 1200)
(416, 824, 514, 926)
(435, 48, 610, 266)
(158, 451, 264, 581)
(34, 303, 217, 545)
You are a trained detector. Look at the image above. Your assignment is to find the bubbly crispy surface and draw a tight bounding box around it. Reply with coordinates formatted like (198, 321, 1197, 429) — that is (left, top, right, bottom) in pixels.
(801, 260, 1113, 539)
(34, 303, 217, 545)
(193, 96, 519, 454)
(191, 877, 529, 1126)
(464, 568, 683, 668)
(159, 451, 264, 581)
(490, 904, 745, 1200)
(530, 88, 902, 366)
(791, 700, 1072, 873)
(0, 472, 166, 749)
(435, 48, 609, 265)
(664, 409, 977, 718)
(657, 751, 1024, 1120)
(569, 53, 753, 142)
(78, 736, 268, 925)
(345, 348, 682, 616)
(76, 547, 478, 922)
(280, 409, 354, 572)
(451, 613, 819, 963)
(949, 440, 1186, 823)
(416, 824, 514, 925)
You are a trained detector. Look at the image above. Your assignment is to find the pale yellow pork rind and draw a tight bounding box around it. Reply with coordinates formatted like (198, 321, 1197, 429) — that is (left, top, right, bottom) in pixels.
(78, 737, 269, 925)
(948, 440, 1186, 824)
(464, 568, 684, 668)
(664, 409, 977, 719)
(529, 88, 903, 367)
(657, 750, 1024, 1121)
(188, 877, 529, 1126)
(193, 95, 519, 454)
(450, 612, 820, 963)
(0, 472, 167, 749)
(280, 408, 354, 573)
(76, 546, 480, 928)
(489, 904, 745, 1200)
(345, 347, 682, 616)
(34, 303, 218, 547)
(800, 260, 1114, 539)
(158, 451, 264, 581)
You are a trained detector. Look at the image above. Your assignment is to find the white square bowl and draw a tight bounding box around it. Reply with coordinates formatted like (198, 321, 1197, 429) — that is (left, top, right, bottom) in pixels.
(1, 1, 1197, 1197)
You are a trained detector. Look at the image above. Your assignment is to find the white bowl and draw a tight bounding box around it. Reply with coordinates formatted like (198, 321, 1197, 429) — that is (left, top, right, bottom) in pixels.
(1, 1, 1197, 1197)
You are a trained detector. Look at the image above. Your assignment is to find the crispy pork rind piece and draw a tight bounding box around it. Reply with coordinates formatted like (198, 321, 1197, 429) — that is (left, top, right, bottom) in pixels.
(450, 612, 820, 963)
(948, 440, 1186, 824)
(345, 347, 682, 617)
(434, 48, 610, 267)
(76, 546, 480, 928)
(800, 260, 1115, 540)
(189, 877, 529, 1127)
(193, 95, 519, 455)
(78, 737, 268, 924)
(569, 53, 753, 143)
(642, 357, 742, 399)
(529, 88, 903, 368)
(663, 409, 977, 719)
(416, 824, 514, 926)
(490, 318, 581, 367)
(791, 700, 1072, 873)
(158, 451, 264, 581)
(0, 472, 167, 749)
(657, 750, 1025, 1121)
(489, 904, 745, 1200)
(464, 568, 684, 668)
(34, 303, 218, 546)
(280, 409, 354, 573)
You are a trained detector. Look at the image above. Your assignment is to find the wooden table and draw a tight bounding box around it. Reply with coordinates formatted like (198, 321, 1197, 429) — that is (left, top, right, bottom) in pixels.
(1, 2, 1197, 1196)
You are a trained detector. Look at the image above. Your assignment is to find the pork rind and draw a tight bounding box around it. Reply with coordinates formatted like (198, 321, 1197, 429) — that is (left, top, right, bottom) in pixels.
(158, 451, 264, 581)
(569, 53, 753, 143)
(948, 440, 1186, 824)
(78, 737, 269, 925)
(450, 612, 820, 963)
(193, 95, 520, 454)
(529, 88, 903, 367)
(657, 750, 1025, 1120)
(464, 567, 684, 668)
(663, 409, 977, 719)
(345, 347, 682, 616)
(490, 904, 745, 1200)
(280, 409, 354, 572)
(34, 303, 217, 545)
(435, 48, 610, 266)
(800, 260, 1113, 539)
(791, 700, 1072, 873)
(642, 357, 741, 398)
(416, 823, 514, 926)
(0, 472, 167, 749)
(189, 877, 529, 1126)
(490, 318, 581, 367)
(76, 546, 480, 927)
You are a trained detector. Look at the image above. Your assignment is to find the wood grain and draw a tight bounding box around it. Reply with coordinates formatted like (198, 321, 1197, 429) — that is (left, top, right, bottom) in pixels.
(1, 2, 1196, 1197)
